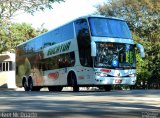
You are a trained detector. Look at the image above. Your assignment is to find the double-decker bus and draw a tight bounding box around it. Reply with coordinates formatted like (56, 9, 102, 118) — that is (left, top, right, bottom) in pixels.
(16, 15, 145, 91)
(0, 51, 16, 89)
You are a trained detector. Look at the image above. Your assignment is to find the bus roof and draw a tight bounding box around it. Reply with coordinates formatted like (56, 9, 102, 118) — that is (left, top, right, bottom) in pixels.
(77, 15, 125, 21)
(17, 15, 125, 47)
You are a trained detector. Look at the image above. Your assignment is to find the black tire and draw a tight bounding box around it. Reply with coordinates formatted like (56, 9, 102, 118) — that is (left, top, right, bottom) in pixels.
(73, 86, 79, 92)
(28, 78, 41, 91)
(28, 78, 33, 91)
(23, 79, 29, 91)
(104, 85, 112, 91)
(68, 72, 79, 92)
(48, 86, 63, 92)
(129, 85, 135, 90)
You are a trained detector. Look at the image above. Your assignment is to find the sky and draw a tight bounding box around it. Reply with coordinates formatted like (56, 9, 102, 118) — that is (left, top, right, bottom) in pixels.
(12, 0, 106, 30)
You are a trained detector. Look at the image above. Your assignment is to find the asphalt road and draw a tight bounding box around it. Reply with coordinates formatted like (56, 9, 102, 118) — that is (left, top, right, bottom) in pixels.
(0, 89, 159, 118)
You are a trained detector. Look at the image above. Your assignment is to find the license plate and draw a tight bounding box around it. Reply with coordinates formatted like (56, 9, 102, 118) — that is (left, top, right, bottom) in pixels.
(115, 79, 122, 83)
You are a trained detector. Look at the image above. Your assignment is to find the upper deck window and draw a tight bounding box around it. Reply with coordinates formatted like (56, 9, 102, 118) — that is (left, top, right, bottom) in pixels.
(89, 17, 132, 39)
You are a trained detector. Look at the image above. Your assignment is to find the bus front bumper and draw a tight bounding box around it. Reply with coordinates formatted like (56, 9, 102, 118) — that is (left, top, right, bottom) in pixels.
(94, 76, 136, 85)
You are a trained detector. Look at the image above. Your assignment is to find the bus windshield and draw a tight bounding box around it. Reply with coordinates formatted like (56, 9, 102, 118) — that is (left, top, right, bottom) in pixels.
(95, 43, 136, 69)
(89, 17, 132, 39)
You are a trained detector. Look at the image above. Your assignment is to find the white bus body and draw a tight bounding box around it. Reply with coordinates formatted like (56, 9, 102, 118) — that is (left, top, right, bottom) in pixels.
(16, 15, 144, 91)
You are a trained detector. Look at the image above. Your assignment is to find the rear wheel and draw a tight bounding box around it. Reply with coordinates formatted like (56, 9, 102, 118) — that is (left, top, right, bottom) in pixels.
(28, 77, 41, 91)
(23, 79, 29, 91)
(28, 78, 33, 91)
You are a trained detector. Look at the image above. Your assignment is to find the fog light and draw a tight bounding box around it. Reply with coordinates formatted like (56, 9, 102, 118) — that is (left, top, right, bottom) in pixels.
(95, 72, 108, 77)
(101, 73, 108, 77)
(95, 72, 101, 76)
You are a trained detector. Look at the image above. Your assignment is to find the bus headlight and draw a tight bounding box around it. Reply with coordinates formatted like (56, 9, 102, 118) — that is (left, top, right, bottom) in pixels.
(95, 72, 108, 77)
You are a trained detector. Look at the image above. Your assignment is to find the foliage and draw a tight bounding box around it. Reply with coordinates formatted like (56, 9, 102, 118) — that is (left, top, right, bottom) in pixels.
(97, 0, 160, 88)
(0, 0, 63, 20)
(0, 21, 47, 52)
(0, 0, 59, 52)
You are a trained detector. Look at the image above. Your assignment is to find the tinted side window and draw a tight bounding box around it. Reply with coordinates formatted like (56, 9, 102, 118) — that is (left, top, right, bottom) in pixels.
(40, 52, 75, 70)
(74, 19, 92, 67)
(26, 40, 35, 53)
(43, 22, 74, 48)
(60, 23, 74, 42)
(35, 37, 43, 51)
(17, 45, 25, 56)
(17, 23, 74, 55)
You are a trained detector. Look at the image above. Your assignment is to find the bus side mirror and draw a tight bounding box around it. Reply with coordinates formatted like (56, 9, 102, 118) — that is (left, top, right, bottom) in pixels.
(91, 41, 96, 57)
(136, 43, 145, 58)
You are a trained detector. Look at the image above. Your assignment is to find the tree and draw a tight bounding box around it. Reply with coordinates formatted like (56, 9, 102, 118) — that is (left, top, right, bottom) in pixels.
(0, 21, 47, 52)
(0, 0, 61, 52)
(0, 0, 63, 20)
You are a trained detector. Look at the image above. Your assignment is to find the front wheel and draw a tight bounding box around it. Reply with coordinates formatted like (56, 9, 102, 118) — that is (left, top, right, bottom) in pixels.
(68, 72, 79, 92)
(73, 86, 79, 92)
(104, 85, 112, 91)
